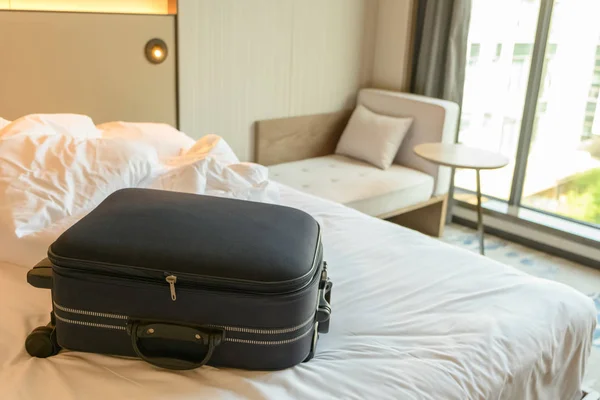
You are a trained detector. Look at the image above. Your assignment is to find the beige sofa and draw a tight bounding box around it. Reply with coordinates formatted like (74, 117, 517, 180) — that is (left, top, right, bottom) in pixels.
(255, 89, 460, 236)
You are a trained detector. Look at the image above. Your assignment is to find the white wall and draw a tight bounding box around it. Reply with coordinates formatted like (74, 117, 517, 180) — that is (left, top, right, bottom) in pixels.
(372, 0, 416, 92)
(178, 0, 378, 161)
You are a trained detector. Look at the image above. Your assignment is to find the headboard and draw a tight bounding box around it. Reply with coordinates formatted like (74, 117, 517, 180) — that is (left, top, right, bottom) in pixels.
(0, 11, 177, 126)
(254, 109, 353, 166)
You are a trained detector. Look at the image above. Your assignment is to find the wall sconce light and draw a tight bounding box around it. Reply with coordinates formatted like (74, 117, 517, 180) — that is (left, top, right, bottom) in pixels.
(145, 38, 168, 64)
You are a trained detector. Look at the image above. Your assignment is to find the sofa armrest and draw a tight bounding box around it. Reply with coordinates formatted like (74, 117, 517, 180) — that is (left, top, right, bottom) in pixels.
(357, 89, 459, 196)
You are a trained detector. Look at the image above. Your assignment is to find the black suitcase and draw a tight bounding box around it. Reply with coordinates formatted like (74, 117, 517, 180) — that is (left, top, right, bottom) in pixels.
(25, 188, 332, 370)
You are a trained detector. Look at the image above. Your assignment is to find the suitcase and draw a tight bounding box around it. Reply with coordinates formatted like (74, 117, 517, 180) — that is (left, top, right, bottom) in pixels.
(25, 188, 332, 371)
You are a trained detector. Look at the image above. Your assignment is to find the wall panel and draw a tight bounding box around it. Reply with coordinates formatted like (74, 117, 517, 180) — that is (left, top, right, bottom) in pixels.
(178, 0, 377, 161)
(0, 11, 177, 125)
(289, 0, 367, 115)
(372, 0, 416, 91)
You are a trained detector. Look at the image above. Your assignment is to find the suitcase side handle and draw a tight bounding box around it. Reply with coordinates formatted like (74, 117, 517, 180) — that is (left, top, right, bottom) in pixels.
(129, 320, 224, 370)
(27, 258, 54, 289)
(316, 262, 332, 334)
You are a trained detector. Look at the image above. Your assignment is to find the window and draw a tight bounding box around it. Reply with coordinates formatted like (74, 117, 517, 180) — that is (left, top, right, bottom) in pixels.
(456, 0, 540, 200)
(456, 0, 600, 229)
(521, 1, 600, 225)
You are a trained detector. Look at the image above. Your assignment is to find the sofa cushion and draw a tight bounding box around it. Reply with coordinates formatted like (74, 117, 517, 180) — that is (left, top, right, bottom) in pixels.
(269, 155, 434, 217)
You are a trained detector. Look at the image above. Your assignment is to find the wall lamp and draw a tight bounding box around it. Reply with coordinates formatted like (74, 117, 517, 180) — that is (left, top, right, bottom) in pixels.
(145, 38, 168, 64)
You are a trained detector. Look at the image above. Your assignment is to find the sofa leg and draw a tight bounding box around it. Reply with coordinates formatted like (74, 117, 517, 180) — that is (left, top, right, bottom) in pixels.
(386, 195, 448, 237)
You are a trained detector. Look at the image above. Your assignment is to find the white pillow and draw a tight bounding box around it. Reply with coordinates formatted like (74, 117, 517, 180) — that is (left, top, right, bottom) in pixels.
(335, 105, 413, 169)
(0, 114, 100, 139)
(0, 134, 158, 266)
(97, 121, 196, 160)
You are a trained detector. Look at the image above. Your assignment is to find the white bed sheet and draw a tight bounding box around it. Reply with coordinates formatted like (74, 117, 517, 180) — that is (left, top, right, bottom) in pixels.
(0, 185, 596, 400)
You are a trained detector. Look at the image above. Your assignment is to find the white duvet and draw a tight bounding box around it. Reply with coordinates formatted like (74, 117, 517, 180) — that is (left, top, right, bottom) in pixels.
(0, 115, 596, 400)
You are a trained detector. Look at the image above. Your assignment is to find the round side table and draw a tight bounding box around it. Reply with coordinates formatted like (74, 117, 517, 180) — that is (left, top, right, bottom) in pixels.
(414, 143, 509, 255)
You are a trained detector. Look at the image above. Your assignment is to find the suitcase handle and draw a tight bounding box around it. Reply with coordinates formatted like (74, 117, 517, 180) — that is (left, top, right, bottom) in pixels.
(129, 320, 224, 370)
(316, 262, 332, 334)
(27, 258, 54, 289)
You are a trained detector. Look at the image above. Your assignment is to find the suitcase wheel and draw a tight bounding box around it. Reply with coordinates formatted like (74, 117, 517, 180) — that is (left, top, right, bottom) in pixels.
(26, 325, 60, 358)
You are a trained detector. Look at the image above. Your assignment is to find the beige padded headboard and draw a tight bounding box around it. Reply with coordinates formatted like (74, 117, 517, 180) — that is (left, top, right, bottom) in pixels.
(0, 11, 177, 126)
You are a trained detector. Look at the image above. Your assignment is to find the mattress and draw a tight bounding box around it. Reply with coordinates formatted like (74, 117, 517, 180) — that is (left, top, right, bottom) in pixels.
(0, 185, 596, 400)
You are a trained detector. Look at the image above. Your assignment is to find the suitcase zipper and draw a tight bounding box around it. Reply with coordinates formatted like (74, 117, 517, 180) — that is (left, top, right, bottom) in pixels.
(204, 313, 314, 335)
(222, 328, 313, 345)
(53, 266, 314, 303)
(48, 229, 322, 296)
(53, 301, 315, 344)
(53, 302, 128, 320)
(165, 275, 177, 301)
(54, 313, 128, 331)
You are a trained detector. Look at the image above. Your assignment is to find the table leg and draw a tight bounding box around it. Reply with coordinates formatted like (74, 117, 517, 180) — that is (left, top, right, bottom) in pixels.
(445, 167, 456, 224)
(475, 169, 484, 255)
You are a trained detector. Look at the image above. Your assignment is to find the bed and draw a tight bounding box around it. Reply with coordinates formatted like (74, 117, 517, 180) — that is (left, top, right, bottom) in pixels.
(0, 115, 597, 400)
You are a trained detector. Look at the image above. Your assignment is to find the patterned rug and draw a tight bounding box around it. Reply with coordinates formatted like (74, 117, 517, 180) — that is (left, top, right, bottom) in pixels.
(441, 224, 600, 391)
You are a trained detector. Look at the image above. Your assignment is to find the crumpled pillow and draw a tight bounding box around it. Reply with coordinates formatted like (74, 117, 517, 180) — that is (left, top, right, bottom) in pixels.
(0, 133, 158, 266)
(97, 121, 196, 160)
(0, 114, 100, 139)
(151, 134, 279, 204)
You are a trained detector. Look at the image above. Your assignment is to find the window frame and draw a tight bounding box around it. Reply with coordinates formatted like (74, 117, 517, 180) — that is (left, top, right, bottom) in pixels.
(507, 0, 555, 206)
(450, 0, 600, 265)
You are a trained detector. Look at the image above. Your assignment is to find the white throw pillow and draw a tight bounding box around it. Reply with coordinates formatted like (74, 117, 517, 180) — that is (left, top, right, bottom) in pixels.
(335, 105, 413, 169)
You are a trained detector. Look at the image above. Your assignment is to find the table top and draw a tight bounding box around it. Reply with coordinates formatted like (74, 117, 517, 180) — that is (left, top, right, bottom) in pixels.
(413, 143, 509, 170)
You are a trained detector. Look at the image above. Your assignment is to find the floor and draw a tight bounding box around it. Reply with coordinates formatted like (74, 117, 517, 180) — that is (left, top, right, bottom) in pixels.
(441, 223, 600, 393)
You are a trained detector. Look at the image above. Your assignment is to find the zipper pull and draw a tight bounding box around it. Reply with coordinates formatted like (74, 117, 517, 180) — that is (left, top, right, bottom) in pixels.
(165, 275, 177, 301)
(321, 262, 328, 282)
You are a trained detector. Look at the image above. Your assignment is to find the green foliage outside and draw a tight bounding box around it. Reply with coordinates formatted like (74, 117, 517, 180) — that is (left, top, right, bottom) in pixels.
(559, 168, 600, 225)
